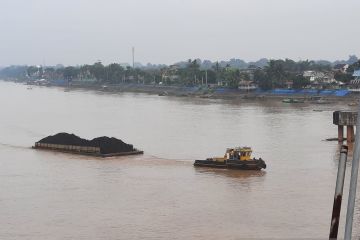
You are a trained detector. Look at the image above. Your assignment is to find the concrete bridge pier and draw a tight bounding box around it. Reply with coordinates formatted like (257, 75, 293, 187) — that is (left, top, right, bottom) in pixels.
(338, 126, 344, 142)
(333, 111, 357, 143)
(347, 126, 355, 143)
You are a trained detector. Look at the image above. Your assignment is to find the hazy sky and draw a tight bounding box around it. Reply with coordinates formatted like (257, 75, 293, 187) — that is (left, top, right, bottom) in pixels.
(0, 0, 359, 66)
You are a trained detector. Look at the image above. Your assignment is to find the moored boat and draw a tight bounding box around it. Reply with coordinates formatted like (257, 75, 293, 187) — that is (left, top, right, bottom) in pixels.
(194, 147, 266, 170)
(348, 102, 357, 106)
(282, 98, 304, 103)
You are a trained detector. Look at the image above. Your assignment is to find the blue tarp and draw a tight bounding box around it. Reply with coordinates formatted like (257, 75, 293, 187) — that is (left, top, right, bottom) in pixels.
(319, 90, 335, 95)
(271, 89, 297, 94)
(261, 88, 349, 96)
(297, 89, 318, 95)
(334, 90, 349, 96)
(214, 88, 239, 94)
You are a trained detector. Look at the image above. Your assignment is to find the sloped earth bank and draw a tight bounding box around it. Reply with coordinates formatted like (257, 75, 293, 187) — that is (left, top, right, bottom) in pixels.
(38, 133, 135, 154)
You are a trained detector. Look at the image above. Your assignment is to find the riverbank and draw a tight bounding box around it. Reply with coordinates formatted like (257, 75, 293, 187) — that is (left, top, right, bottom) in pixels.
(67, 82, 360, 103)
(4, 78, 360, 103)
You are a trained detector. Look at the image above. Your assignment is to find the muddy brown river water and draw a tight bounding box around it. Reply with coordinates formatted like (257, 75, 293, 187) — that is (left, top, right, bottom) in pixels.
(0, 81, 359, 239)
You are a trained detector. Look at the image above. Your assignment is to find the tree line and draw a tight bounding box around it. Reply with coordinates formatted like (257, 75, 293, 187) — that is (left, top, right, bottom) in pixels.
(1, 58, 359, 90)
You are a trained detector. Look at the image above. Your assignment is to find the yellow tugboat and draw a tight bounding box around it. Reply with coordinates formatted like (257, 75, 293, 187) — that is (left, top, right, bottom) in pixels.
(194, 147, 266, 170)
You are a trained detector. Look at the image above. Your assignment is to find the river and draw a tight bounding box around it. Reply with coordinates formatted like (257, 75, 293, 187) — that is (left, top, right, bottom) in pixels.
(0, 81, 359, 239)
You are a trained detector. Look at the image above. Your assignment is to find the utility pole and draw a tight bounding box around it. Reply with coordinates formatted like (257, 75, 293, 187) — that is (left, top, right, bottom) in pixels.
(132, 47, 135, 69)
(205, 70, 208, 85)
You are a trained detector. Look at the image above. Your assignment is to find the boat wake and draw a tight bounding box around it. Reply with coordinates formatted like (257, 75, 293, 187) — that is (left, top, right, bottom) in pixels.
(0, 142, 30, 150)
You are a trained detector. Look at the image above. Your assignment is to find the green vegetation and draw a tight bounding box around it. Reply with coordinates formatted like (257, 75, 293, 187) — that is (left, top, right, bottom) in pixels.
(0, 57, 359, 90)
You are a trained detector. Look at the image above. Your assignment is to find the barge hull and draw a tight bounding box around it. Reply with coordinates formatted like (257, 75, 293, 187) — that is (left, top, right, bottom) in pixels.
(193, 161, 227, 168)
(33, 142, 143, 157)
(194, 159, 266, 170)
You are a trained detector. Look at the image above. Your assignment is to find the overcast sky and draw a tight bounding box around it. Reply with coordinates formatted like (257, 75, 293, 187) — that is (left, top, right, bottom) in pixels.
(0, 0, 359, 66)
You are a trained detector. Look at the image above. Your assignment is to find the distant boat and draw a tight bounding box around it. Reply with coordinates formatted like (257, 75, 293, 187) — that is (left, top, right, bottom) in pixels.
(348, 102, 357, 106)
(158, 91, 168, 96)
(312, 99, 331, 104)
(282, 98, 304, 103)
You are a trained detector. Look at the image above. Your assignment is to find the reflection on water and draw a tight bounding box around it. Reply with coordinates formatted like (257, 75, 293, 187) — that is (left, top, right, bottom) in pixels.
(194, 167, 266, 179)
(0, 81, 359, 239)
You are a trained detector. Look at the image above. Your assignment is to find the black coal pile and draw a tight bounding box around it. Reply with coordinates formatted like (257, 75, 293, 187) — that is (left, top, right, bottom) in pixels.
(90, 136, 134, 154)
(39, 133, 89, 146)
(38, 133, 135, 154)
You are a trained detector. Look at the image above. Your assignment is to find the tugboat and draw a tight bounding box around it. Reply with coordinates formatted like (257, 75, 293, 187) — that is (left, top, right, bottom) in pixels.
(194, 147, 266, 170)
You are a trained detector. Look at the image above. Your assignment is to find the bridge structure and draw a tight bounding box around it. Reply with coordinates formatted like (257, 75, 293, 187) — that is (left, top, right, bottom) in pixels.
(333, 111, 357, 142)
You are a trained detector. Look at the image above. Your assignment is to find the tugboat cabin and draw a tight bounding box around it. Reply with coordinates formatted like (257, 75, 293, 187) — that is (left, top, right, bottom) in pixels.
(225, 147, 252, 161)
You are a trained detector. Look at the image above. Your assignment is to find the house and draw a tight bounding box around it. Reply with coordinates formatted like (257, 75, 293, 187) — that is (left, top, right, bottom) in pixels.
(348, 70, 360, 92)
(217, 79, 227, 86)
(333, 64, 349, 73)
(303, 71, 324, 82)
(33, 79, 50, 86)
(303, 71, 337, 86)
(238, 80, 258, 91)
(285, 80, 293, 89)
(160, 65, 180, 83)
(353, 70, 360, 78)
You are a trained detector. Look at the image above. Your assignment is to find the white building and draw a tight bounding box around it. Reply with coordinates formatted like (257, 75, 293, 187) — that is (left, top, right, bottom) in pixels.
(349, 70, 360, 92)
(303, 71, 336, 85)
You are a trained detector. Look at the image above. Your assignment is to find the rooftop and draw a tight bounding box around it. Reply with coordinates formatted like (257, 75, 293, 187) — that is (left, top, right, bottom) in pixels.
(353, 70, 360, 77)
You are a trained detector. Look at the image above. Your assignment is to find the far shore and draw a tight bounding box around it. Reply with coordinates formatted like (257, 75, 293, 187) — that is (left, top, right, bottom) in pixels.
(4, 79, 360, 104)
(68, 82, 360, 103)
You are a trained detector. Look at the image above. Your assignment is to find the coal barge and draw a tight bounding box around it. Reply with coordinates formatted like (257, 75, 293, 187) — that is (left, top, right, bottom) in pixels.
(194, 147, 266, 170)
(33, 133, 143, 157)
